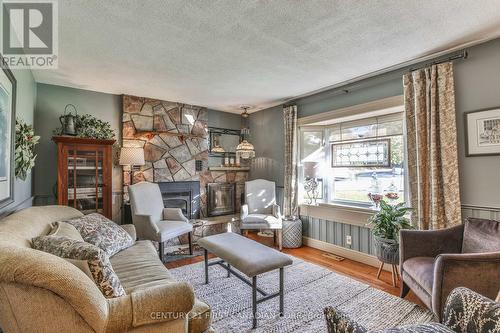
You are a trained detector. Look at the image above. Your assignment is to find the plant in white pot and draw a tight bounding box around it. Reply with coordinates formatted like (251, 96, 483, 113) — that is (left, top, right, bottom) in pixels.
(367, 200, 413, 266)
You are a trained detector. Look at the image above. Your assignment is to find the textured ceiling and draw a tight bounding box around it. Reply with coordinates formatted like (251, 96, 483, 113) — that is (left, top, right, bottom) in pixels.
(33, 0, 500, 113)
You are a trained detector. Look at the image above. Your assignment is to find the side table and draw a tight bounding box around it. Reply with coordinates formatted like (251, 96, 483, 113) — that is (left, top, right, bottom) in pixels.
(122, 202, 132, 224)
(190, 219, 209, 240)
(282, 217, 302, 248)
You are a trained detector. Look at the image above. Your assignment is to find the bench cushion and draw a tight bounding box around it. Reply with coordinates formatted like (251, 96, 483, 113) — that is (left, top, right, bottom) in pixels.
(197, 232, 292, 277)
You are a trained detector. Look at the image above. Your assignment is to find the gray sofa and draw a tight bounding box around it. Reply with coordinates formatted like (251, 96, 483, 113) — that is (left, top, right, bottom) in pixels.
(324, 287, 500, 333)
(0, 205, 212, 333)
(399, 217, 500, 320)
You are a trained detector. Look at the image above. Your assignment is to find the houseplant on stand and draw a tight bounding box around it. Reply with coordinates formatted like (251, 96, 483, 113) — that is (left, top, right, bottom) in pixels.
(367, 200, 412, 286)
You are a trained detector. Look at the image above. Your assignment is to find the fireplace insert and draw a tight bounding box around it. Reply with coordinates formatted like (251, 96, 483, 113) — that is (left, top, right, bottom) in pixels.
(157, 181, 200, 219)
(207, 182, 236, 217)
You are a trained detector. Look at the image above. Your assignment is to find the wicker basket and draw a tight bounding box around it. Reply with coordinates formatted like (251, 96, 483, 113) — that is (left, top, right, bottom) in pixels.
(373, 235, 399, 265)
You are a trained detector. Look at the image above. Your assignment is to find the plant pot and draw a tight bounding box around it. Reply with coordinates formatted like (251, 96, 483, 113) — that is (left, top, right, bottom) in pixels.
(373, 235, 399, 265)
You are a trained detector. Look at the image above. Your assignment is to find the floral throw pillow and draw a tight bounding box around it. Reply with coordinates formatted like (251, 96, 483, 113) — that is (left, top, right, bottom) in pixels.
(324, 306, 367, 333)
(65, 213, 134, 257)
(32, 235, 125, 298)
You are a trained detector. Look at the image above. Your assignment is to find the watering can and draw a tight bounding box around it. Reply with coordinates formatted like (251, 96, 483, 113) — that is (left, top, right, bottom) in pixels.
(59, 104, 77, 136)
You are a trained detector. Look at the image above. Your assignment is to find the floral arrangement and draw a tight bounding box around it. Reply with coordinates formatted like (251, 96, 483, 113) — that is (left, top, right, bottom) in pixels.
(54, 114, 115, 139)
(15, 119, 40, 181)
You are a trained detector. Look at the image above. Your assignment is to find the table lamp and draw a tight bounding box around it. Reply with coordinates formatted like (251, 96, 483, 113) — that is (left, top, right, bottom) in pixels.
(119, 147, 145, 186)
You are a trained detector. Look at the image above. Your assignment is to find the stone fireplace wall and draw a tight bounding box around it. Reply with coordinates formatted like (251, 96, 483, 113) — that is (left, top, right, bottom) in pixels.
(122, 95, 248, 218)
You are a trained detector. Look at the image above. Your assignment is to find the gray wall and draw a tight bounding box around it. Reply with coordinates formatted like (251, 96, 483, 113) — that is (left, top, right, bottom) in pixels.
(208, 109, 242, 167)
(296, 76, 402, 119)
(33, 84, 122, 220)
(454, 40, 500, 208)
(248, 105, 285, 187)
(0, 69, 37, 216)
(250, 37, 500, 211)
(208, 109, 241, 129)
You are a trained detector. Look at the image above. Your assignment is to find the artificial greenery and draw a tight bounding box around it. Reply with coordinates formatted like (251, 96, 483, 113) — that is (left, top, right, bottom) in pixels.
(15, 119, 40, 181)
(54, 114, 115, 139)
(367, 200, 413, 241)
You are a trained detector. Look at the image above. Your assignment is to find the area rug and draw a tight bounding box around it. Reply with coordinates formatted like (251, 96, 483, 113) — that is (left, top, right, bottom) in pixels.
(170, 255, 435, 332)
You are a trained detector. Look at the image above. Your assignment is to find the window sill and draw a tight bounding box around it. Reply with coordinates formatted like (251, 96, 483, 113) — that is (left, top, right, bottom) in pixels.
(318, 202, 378, 213)
(299, 203, 376, 228)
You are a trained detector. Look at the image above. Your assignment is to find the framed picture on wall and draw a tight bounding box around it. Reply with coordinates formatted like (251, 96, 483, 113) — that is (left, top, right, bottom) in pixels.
(465, 107, 500, 156)
(0, 58, 17, 210)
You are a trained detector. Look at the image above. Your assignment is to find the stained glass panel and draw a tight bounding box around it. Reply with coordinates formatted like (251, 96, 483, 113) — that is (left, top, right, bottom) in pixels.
(331, 139, 390, 167)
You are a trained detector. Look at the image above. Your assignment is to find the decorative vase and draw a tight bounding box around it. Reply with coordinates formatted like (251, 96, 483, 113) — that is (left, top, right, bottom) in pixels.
(373, 235, 399, 265)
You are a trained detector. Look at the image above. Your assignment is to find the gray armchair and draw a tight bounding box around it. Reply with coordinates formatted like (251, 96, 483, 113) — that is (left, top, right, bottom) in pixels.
(400, 217, 500, 320)
(128, 181, 193, 261)
(240, 179, 283, 250)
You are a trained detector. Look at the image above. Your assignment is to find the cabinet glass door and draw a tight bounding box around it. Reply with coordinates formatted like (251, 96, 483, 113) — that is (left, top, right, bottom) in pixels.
(67, 148, 104, 214)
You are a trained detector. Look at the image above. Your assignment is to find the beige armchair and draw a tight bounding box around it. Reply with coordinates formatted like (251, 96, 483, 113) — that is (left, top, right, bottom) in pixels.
(129, 181, 193, 261)
(400, 217, 500, 320)
(240, 179, 283, 250)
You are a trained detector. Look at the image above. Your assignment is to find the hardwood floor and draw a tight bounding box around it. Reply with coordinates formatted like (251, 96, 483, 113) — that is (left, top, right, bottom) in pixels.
(165, 231, 425, 307)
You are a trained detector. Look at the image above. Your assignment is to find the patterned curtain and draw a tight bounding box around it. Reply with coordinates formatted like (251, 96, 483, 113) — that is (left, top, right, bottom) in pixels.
(283, 105, 298, 218)
(404, 62, 462, 230)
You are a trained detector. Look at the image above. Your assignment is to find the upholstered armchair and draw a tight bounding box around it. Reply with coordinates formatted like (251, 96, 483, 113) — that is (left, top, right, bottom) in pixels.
(240, 179, 283, 250)
(400, 217, 500, 320)
(128, 181, 193, 261)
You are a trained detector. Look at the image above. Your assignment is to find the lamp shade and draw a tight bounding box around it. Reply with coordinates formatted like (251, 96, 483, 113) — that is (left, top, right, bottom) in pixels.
(119, 147, 145, 166)
(236, 140, 255, 159)
(303, 161, 319, 178)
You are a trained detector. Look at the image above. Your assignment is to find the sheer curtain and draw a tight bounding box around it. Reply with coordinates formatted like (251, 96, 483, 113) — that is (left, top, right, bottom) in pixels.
(404, 62, 462, 230)
(283, 105, 298, 217)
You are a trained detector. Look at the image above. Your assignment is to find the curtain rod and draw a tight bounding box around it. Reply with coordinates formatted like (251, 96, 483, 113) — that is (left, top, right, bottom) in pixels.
(408, 50, 468, 72)
(284, 48, 468, 107)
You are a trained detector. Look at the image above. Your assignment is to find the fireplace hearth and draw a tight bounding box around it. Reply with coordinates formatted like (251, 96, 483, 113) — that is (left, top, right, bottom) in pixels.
(207, 182, 236, 217)
(157, 181, 200, 219)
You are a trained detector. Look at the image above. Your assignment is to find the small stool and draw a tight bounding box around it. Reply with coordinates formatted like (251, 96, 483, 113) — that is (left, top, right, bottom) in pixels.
(282, 217, 302, 248)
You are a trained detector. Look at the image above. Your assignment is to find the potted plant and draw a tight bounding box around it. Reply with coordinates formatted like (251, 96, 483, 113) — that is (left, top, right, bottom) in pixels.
(367, 200, 413, 265)
(54, 114, 115, 139)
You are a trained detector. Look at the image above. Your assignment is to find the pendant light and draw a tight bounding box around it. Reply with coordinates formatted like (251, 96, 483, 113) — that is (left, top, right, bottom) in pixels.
(236, 106, 255, 159)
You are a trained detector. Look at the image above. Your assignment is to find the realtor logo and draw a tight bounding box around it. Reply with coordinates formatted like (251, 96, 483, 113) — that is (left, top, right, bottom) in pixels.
(1, 0, 58, 69)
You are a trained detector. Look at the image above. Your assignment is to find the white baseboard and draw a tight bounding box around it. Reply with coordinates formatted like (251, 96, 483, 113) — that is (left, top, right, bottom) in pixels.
(302, 236, 395, 272)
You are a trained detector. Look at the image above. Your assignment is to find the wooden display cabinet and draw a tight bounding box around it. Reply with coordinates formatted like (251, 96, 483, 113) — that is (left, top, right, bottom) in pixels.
(53, 136, 115, 219)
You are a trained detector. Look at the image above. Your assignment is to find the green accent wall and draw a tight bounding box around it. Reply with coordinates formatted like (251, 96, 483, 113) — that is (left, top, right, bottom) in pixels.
(33, 84, 122, 220)
(0, 68, 37, 216)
